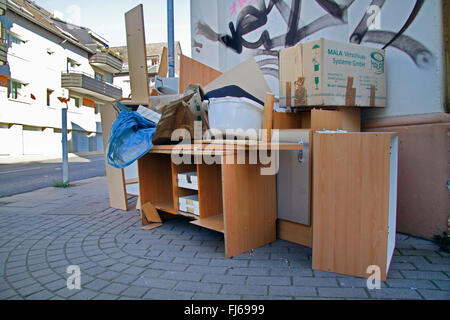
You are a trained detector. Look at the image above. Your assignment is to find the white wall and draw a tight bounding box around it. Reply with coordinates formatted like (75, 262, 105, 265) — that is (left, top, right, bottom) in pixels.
(114, 75, 131, 99)
(191, 0, 445, 119)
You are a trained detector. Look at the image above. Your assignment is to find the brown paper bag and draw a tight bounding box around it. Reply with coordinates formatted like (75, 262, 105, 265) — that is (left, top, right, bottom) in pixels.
(152, 97, 195, 145)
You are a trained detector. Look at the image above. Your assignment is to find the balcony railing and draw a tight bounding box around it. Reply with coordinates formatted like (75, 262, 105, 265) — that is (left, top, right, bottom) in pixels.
(89, 51, 123, 74)
(61, 71, 122, 101)
(0, 38, 7, 64)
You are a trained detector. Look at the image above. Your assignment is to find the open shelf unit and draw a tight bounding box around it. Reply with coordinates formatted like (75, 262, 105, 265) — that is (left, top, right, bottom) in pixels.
(138, 153, 225, 232)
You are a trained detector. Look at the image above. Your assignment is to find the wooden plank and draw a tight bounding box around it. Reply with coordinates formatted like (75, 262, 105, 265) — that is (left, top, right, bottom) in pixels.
(150, 143, 304, 153)
(263, 93, 275, 142)
(190, 215, 224, 233)
(197, 163, 223, 219)
(179, 54, 222, 93)
(125, 178, 139, 185)
(154, 202, 177, 215)
(125, 5, 150, 105)
(273, 112, 302, 130)
(142, 202, 162, 223)
(311, 108, 361, 132)
(99, 103, 128, 211)
(222, 154, 277, 258)
(301, 112, 312, 129)
(312, 133, 392, 280)
(142, 223, 163, 231)
(178, 211, 199, 220)
(277, 220, 312, 248)
(158, 46, 168, 78)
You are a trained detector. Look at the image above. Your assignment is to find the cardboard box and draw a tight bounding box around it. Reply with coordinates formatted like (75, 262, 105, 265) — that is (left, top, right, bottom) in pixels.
(279, 38, 386, 108)
(179, 194, 199, 216)
(178, 172, 198, 190)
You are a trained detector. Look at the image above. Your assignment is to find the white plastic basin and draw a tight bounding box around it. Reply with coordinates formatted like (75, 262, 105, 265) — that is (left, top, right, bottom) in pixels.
(208, 97, 264, 139)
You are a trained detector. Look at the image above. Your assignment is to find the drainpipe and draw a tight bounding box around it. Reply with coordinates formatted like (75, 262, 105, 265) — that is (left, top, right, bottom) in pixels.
(167, 0, 175, 78)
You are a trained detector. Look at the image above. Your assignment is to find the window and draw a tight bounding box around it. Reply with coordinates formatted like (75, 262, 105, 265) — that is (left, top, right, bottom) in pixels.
(7, 30, 26, 47)
(66, 58, 80, 72)
(46, 89, 54, 106)
(146, 55, 159, 67)
(95, 72, 104, 81)
(9, 34, 22, 45)
(8, 80, 24, 100)
(69, 96, 80, 108)
(94, 102, 103, 115)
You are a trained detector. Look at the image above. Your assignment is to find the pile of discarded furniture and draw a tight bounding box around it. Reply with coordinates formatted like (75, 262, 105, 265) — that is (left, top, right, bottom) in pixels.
(103, 5, 398, 281)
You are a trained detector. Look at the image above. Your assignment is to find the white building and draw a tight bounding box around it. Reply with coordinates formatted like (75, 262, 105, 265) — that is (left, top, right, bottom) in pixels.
(0, 0, 123, 159)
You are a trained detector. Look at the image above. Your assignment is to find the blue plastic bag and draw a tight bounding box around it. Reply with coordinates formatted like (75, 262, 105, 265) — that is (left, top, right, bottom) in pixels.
(107, 110, 157, 169)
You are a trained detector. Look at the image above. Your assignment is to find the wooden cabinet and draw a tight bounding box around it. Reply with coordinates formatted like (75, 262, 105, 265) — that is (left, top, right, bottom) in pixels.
(312, 132, 398, 281)
(138, 143, 303, 258)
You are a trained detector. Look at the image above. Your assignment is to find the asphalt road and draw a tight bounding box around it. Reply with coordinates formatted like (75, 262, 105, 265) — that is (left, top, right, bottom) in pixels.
(0, 153, 107, 198)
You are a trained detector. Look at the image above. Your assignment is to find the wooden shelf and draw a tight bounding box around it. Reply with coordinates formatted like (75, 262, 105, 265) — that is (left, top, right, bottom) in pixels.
(190, 214, 224, 233)
(154, 201, 177, 215)
(149, 143, 304, 155)
(125, 178, 139, 185)
(178, 211, 200, 220)
(154, 201, 200, 220)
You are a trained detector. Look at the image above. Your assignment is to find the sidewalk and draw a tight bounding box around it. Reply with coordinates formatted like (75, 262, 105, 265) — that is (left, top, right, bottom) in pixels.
(0, 177, 448, 300)
(0, 151, 104, 165)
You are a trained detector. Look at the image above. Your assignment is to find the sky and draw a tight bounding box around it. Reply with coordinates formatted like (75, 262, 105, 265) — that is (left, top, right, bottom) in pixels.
(36, 0, 192, 56)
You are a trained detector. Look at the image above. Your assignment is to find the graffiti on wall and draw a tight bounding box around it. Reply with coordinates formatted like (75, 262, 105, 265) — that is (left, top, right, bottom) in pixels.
(192, 0, 433, 79)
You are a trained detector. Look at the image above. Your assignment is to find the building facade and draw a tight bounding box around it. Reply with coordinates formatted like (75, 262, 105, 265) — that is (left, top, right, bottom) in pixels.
(0, 0, 122, 159)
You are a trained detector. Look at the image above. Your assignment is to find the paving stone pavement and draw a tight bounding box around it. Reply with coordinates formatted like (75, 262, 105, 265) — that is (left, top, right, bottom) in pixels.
(0, 177, 449, 300)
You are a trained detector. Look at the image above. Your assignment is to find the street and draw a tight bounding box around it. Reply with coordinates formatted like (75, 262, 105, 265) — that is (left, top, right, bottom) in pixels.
(0, 153, 106, 198)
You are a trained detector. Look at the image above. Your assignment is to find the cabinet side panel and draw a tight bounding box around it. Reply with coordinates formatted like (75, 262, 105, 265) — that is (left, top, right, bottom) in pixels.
(197, 163, 223, 219)
(138, 154, 174, 210)
(387, 136, 399, 273)
(312, 133, 390, 279)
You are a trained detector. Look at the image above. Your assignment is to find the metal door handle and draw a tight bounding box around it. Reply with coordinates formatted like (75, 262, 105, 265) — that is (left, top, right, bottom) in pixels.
(298, 140, 304, 163)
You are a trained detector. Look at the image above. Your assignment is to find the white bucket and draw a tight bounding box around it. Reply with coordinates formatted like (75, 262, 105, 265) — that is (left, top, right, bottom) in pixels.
(208, 97, 264, 140)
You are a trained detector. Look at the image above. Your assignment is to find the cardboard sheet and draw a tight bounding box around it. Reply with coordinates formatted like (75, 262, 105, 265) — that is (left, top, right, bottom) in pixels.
(204, 58, 271, 102)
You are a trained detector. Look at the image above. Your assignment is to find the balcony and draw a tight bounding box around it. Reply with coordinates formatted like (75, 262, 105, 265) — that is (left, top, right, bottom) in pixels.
(61, 71, 122, 102)
(0, 39, 7, 65)
(89, 51, 123, 74)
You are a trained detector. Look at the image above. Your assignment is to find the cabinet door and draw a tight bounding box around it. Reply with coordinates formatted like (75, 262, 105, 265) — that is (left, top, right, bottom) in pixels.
(277, 130, 311, 225)
(277, 147, 311, 225)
